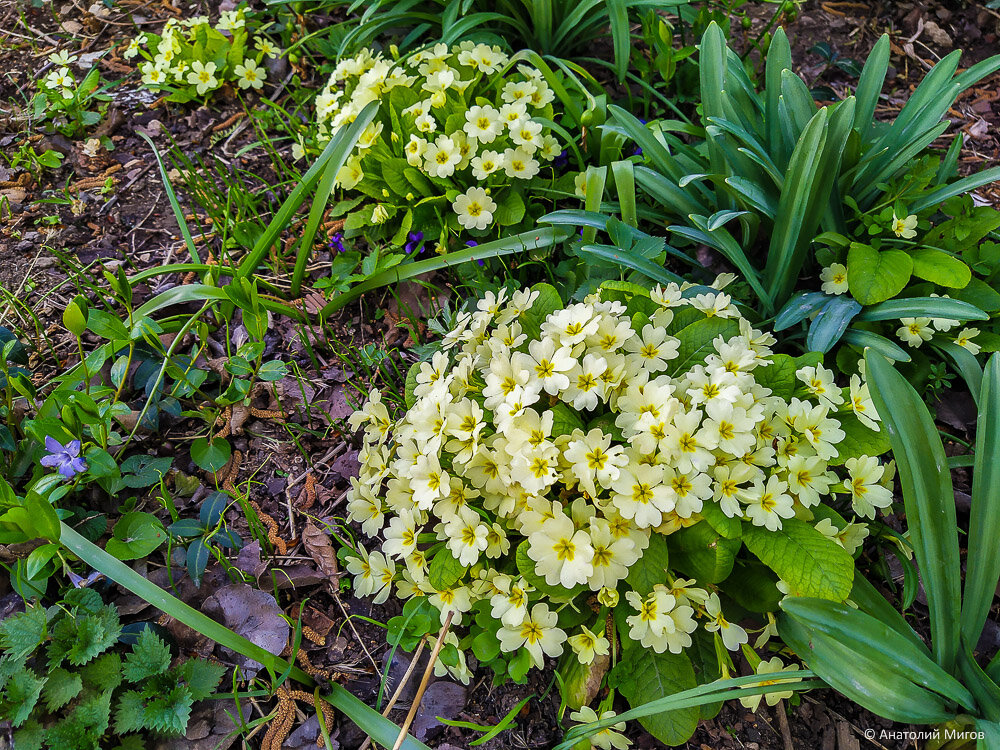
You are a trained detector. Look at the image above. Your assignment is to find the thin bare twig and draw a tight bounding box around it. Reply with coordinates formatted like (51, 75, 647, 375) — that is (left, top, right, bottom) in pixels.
(391, 611, 454, 750)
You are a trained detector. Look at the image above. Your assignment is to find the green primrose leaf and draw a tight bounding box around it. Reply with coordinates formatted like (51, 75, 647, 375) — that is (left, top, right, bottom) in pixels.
(742, 517, 854, 601)
(910, 247, 972, 288)
(846, 244, 912, 305)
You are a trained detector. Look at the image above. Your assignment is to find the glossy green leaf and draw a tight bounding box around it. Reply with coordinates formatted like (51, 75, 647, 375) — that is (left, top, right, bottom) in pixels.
(865, 351, 961, 673)
(846, 244, 912, 305)
(781, 598, 975, 710)
(779, 615, 956, 725)
(857, 296, 988, 323)
(960, 354, 1000, 648)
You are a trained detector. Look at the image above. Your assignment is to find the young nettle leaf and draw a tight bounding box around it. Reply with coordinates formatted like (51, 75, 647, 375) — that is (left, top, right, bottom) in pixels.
(0, 606, 47, 661)
(41, 667, 83, 712)
(178, 658, 226, 701)
(1, 665, 44, 726)
(123, 631, 172, 683)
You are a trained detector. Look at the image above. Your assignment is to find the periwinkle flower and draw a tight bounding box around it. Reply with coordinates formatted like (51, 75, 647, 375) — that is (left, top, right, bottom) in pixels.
(40, 436, 87, 479)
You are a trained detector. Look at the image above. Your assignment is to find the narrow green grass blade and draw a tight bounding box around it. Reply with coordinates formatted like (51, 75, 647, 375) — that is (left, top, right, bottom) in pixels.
(319, 227, 570, 316)
(138, 132, 199, 263)
(865, 351, 961, 673)
(554, 670, 820, 750)
(239, 102, 378, 277)
(289, 104, 374, 297)
(856, 297, 988, 323)
(782, 599, 975, 710)
(853, 35, 890, 140)
(58, 524, 431, 750)
(911, 167, 1000, 215)
(960, 354, 1000, 648)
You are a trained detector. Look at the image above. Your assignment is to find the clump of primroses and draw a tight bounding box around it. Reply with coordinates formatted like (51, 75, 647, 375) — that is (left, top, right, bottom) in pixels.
(346, 280, 888, 682)
(314, 42, 566, 249)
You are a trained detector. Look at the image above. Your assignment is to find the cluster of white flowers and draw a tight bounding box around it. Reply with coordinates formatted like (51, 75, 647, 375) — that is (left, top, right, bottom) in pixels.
(346, 281, 891, 678)
(127, 12, 277, 94)
(315, 43, 562, 232)
(43, 51, 79, 100)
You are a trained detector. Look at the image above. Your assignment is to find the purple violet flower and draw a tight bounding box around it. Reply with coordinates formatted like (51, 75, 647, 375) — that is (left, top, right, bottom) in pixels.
(464, 240, 485, 266)
(328, 232, 346, 253)
(40, 436, 87, 479)
(404, 231, 424, 254)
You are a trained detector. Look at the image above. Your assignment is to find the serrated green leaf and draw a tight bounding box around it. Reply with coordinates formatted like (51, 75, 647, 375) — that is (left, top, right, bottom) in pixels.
(42, 667, 83, 712)
(78, 652, 122, 692)
(123, 630, 172, 683)
(178, 658, 227, 701)
(0, 606, 47, 661)
(742, 517, 854, 600)
(2, 665, 44, 726)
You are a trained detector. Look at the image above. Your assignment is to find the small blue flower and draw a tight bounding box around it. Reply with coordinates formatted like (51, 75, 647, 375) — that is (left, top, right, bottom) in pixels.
(404, 231, 424, 255)
(40, 436, 87, 479)
(328, 232, 346, 253)
(553, 149, 569, 168)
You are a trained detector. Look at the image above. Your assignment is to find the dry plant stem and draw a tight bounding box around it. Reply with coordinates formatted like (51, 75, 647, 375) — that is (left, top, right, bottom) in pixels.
(391, 611, 454, 750)
(357, 637, 428, 750)
(777, 700, 794, 750)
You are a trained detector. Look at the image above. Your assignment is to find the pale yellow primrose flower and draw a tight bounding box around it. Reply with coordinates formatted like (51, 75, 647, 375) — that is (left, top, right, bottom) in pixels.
(234, 60, 266, 90)
(738, 657, 801, 712)
(186, 60, 219, 95)
(891, 212, 918, 238)
(820, 262, 848, 295)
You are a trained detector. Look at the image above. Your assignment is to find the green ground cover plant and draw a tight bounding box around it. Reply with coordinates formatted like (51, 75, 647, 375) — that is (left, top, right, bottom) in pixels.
(0, 589, 226, 750)
(780, 353, 1000, 748)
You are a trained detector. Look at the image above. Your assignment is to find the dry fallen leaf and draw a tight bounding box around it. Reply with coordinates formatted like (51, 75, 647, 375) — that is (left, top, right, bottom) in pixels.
(203, 584, 290, 678)
(301, 521, 340, 592)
